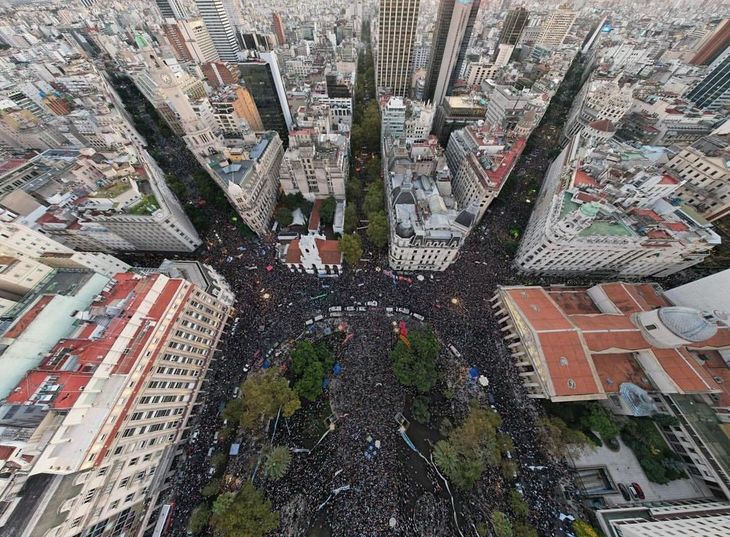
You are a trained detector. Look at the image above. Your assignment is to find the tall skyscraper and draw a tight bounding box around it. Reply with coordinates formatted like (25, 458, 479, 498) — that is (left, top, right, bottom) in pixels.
(155, 0, 188, 20)
(195, 0, 240, 62)
(690, 19, 730, 66)
(687, 48, 730, 111)
(273, 12, 286, 45)
(449, 0, 480, 91)
(238, 53, 292, 147)
(497, 7, 528, 47)
(425, 0, 474, 107)
(376, 0, 421, 96)
(536, 4, 576, 48)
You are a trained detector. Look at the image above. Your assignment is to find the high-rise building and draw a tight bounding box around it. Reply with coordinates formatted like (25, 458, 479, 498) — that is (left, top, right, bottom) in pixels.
(497, 7, 529, 47)
(536, 4, 576, 48)
(272, 12, 286, 45)
(424, 0, 474, 107)
(690, 19, 730, 66)
(195, 0, 240, 62)
(375, 0, 421, 96)
(0, 271, 232, 537)
(155, 0, 188, 20)
(238, 54, 292, 147)
(449, 0, 480, 91)
(163, 18, 220, 64)
(563, 74, 633, 140)
(686, 48, 730, 112)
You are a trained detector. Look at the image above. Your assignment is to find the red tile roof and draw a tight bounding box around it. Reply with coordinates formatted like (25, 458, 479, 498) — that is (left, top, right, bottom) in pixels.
(574, 170, 600, 188)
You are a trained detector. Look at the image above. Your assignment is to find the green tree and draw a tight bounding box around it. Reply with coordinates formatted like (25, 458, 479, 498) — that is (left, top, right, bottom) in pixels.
(513, 522, 538, 537)
(211, 452, 228, 473)
(572, 520, 600, 537)
(240, 369, 301, 433)
(364, 156, 381, 181)
(210, 483, 279, 537)
(367, 211, 389, 249)
(187, 503, 211, 535)
(501, 459, 518, 481)
(363, 182, 384, 216)
(540, 416, 593, 456)
(320, 196, 337, 226)
(346, 177, 362, 203)
(275, 206, 293, 227)
(201, 477, 221, 498)
(391, 328, 440, 393)
(434, 405, 502, 490)
(583, 404, 620, 440)
(222, 397, 244, 423)
(491, 511, 513, 537)
(291, 341, 321, 376)
(344, 204, 359, 233)
(412, 395, 431, 424)
(263, 446, 292, 480)
(339, 234, 363, 265)
(509, 489, 530, 519)
(295, 361, 324, 401)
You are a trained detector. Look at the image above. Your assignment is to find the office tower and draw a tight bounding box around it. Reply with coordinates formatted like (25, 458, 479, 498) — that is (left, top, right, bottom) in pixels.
(238, 53, 292, 147)
(210, 85, 264, 132)
(273, 12, 286, 45)
(498, 7, 529, 46)
(686, 48, 730, 111)
(424, 0, 474, 107)
(163, 18, 220, 64)
(449, 0, 481, 96)
(536, 4, 576, 48)
(690, 19, 730, 66)
(0, 271, 232, 537)
(155, 0, 188, 20)
(195, 0, 240, 62)
(376, 0, 421, 96)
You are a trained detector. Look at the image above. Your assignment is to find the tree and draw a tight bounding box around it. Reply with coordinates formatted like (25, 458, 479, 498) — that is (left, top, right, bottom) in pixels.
(491, 511, 513, 537)
(210, 483, 279, 537)
(344, 204, 359, 233)
(320, 196, 337, 226)
(291, 341, 321, 376)
(346, 177, 362, 203)
(583, 404, 620, 440)
(364, 156, 381, 181)
(339, 234, 363, 265)
(513, 522, 538, 537)
(412, 395, 431, 424)
(201, 477, 222, 498)
(434, 405, 502, 490)
(391, 328, 440, 393)
(264, 446, 292, 480)
(240, 369, 301, 433)
(501, 459, 518, 481)
(509, 489, 530, 519)
(540, 416, 593, 456)
(275, 206, 293, 227)
(211, 452, 228, 473)
(187, 504, 211, 535)
(367, 211, 389, 249)
(572, 520, 600, 537)
(363, 182, 384, 217)
(223, 397, 244, 423)
(295, 361, 324, 401)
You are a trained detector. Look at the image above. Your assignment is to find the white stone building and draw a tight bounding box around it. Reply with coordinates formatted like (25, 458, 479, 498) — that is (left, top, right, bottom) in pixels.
(515, 134, 721, 278)
(563, 74, 634, 140)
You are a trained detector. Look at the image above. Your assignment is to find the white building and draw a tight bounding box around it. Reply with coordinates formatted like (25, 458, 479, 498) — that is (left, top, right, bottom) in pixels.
(384, 137, 476, 271)
(0, 222, 129, 277)
(515, 133, 721, 278)
(279, 129, 348, 200)
(205, 131, 284, 236)
(536, 6, 576, 48)
(563, 74, 633, 140)
(668, 134, 730, 222)
(381, 96, 434, 144)
(195, 0, 240, 62)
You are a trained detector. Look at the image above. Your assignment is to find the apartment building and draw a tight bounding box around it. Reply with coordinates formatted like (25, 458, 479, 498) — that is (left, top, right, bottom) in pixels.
(515, 134, 720, 278)
(446, 124, 526, 222)
(279, 129, 348, 200)
(0, 271, 232, 537)
(0, 222, 129, 278)
(536, 5, 576, 48)
(563, 74, 633, 141)
(205, 131, 284, 236)
(384, 137, 476, 271)
(668, 134, 730, 222)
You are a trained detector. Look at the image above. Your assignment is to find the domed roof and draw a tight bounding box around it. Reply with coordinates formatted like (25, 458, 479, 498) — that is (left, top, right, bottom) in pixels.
(657, 307, 718, 342)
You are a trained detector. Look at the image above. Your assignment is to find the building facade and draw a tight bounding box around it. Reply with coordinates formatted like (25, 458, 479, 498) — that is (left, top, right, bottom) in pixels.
(375, 0, 421, 96)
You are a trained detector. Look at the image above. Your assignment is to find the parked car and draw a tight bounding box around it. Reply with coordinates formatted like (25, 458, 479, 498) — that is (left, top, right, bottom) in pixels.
(628, 484, 641, 500)
(630, 482, 645, 499)
(618, 483, 631, 501)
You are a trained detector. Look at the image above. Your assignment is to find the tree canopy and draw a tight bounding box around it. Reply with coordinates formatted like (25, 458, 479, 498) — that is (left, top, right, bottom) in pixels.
(491, 511, 513, 537)
(367, 211, 389, 249)
(363, 181, 385, 217)
(434, 405, 502, 490)
(339, 234, 363, 265)
(187, 503, 211, 535)
(391, 328, 440, 393)
(290, 341, 334, 401)
(263, 446, 292, 480)
(344, 204, 359, 233)
(275, 206, 293, 228)
(320, 196, 337, 226)
(210, 483, 279, 537)
(240, 369, 301, 433)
